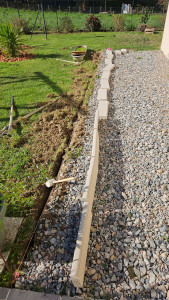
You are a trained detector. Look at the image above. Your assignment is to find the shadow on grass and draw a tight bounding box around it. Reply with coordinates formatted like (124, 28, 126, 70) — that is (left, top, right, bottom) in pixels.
(0, 78, 30, 85)
(83, 35, 105, 38)
(84, 48, 97, 61)
(13, 102, 22, 136)
(34, 53, 63, 60)
(0, 104, 45, 110)
(0, 72, 63, 129)
(0, 70, 64, 129)
(34, 71, 63, 94)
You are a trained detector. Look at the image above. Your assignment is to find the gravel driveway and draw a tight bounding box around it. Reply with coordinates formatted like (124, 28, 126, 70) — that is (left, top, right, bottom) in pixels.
(82, 50, 169, 299)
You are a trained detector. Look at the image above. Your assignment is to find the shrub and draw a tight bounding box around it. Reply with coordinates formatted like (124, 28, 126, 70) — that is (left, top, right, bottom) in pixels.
(85, 15, 101, 32)
(140, 10, 150, 24)
(125, 20, 137, 31)
(151, 15, 166, 30)
(60, 15, 74, 33)
(112, 14, 125, 31)
(137, 24, 147, 32)
(12, 18, 31, 34)
(0, 23, 23, 57)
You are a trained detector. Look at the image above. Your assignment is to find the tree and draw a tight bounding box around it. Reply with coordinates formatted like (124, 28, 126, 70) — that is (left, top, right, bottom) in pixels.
(158, 0, 168, 9)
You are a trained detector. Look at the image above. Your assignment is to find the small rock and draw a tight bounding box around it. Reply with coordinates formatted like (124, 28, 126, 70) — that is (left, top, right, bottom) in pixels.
(121, 282, 130, 290)
(118, 263, 123, 271)
(122, 192, 127, 199)
(134, 267, 140, 278)
(111, 275, 117, 282)
(151, 290, 156, 298)
(88, 268, 96, 276)
(124, 258, 129, 267)
(41, 280, 47, 287)
(140, 267, 146, 277)
(129, 279, 136, 290)
(96, 244, 101, 251)
(149, 271, 155, 284)
(149, 238, 156, 248)
(110, 255, 115, 261)
(158, 285, 166, 294)
(50, 238, 57, 245)
(161, 252, 167, 258)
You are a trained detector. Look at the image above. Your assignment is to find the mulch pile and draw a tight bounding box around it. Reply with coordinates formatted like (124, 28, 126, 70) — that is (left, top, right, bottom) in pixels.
(0, 45, 34, 62)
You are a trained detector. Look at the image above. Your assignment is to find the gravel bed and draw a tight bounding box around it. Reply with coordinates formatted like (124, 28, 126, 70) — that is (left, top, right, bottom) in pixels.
(16, 54, 106, 296)
(82, 51, 169, 299)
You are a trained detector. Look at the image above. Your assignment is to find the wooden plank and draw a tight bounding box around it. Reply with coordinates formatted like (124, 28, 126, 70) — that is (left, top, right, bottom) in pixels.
(56, 58, 81, 65)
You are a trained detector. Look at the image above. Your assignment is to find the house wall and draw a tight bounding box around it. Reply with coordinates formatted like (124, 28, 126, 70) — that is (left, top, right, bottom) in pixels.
(161, 3, 169, 59)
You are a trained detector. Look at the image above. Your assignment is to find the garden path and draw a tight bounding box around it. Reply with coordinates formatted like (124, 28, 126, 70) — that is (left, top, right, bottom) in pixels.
(83, 50, 169, 299)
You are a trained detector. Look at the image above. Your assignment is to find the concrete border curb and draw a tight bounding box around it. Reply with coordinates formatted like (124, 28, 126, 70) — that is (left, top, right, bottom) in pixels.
(97, 88, 107, 101)
(70, 202, 92, 287)
(100, 79, 110, 91)
(70, 49, 118, 288)
(98, 100, 109, 120)
(103, 64, 115, 71)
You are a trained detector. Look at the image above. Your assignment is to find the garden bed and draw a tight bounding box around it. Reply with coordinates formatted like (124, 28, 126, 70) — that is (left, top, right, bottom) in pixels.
(0, 45, 34, 62)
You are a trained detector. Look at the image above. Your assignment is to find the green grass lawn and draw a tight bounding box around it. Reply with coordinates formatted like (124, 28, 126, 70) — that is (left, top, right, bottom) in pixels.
(0, 31, 163, 129)
(0, 7, 166, 32)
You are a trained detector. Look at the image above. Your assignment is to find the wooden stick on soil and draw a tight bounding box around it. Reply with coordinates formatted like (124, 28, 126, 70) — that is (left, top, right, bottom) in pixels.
(8, 96, 14, 132)
(0, 101, 55, 135)
(56, 58, 81, 65)
(21, 102, 52, 121)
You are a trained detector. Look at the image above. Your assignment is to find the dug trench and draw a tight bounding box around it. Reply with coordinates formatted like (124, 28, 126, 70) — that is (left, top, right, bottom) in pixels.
(0, 51, 102, 287)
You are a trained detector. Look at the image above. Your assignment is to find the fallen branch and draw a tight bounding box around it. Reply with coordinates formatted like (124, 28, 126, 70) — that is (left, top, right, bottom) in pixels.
(21, 102, 52, 121)
(56, 58, 81, 65)
(0, 100, 56, 135)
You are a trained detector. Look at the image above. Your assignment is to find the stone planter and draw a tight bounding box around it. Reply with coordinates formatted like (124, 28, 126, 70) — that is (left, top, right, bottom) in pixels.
(71, 45, 87, 62)
(0, 193, 6, 249)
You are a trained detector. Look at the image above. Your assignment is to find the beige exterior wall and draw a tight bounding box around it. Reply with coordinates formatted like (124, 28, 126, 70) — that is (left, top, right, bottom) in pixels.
(161, 3, 169, 59)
